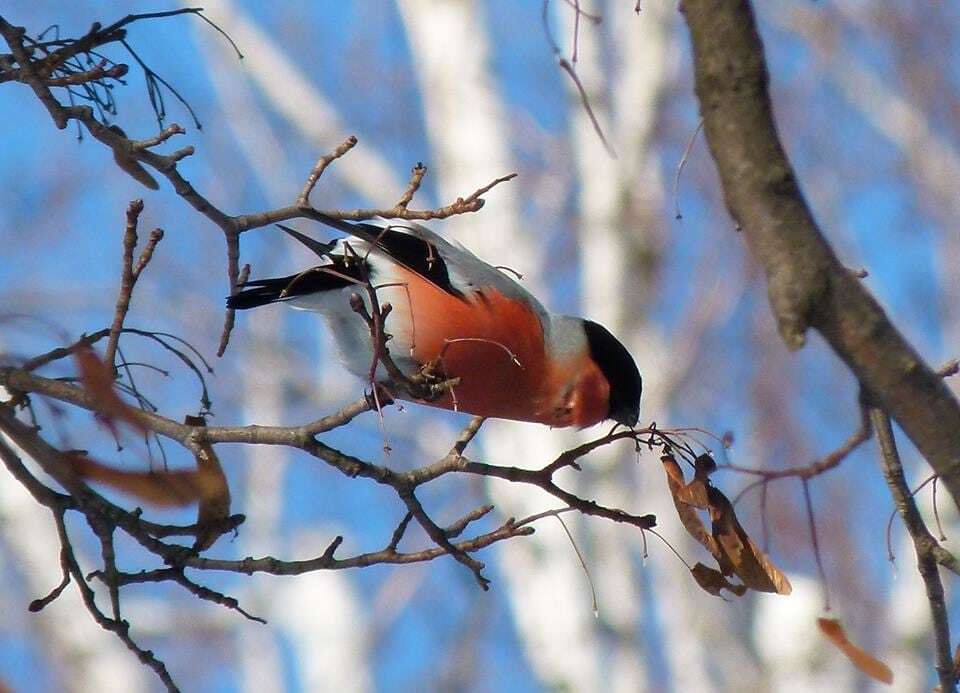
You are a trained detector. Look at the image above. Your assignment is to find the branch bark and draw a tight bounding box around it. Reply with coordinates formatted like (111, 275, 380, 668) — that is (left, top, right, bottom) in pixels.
(680, 0, 960, 506)
(870, 407, 956, 692)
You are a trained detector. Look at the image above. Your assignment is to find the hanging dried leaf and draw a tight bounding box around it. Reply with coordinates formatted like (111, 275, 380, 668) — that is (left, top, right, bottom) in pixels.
(185, 415, 231, 550)
(74, 345, 147, 436)
(676, 481, 709, 507)
(674, 468, 701, 507)
(709, 487, 792, 595)
(68, 454, 221, 507)
(660, 453, 721, 558)
(661, 453, 686, 486)
(694, 453, 717, 478)
(678, 454, 717, 507)
(690, 562, 747, 598)
(818, 617, 893, 684)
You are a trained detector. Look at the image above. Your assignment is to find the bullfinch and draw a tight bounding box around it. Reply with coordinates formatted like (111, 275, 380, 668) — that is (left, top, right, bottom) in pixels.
(228, 216, 641, 428)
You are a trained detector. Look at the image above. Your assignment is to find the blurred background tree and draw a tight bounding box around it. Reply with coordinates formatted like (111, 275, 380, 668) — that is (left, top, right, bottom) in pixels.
(1, 1, 958, 691)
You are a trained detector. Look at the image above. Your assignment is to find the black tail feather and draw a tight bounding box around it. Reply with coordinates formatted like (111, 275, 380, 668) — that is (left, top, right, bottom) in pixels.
(227, 277, 294, 310)
(226, 262, 364, 311)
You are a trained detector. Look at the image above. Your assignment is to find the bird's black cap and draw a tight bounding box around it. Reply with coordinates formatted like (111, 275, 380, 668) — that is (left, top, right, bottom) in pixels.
(582, 320, 642, 426)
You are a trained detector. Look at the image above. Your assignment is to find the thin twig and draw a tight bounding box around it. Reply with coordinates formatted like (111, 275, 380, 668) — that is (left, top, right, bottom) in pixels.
(21, 329, 111, 372)
(801, 479, 830, 611)
(673, 118, 704, 220)
(28, 567, 71, 612)
(217, 261, 248, 358)
(398, 487, 490, 590)
(296, 135, 358, 208)
(445, 504, 496, 539)
(539, 2, 614, 158)
(105, 200, 163, 368)
(554, 513, 598, 615)
(45, 59, 128, 86)
(396, 162, 427, 209)
(725, 407, 871, 481)
(871, 406, 956, 692)
(558, 58, 616, 159)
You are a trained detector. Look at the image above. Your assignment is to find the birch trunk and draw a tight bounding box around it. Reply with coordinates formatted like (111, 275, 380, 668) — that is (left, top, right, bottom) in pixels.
(0, 387, 148, 693)
(397, 1, 603, 688)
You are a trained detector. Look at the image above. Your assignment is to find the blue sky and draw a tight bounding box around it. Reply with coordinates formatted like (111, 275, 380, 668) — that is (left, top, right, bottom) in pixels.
(1, 2, 958, 691)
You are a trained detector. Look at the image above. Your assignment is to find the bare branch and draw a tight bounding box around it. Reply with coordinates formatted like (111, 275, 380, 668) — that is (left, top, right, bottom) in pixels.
(104, 200, 163, 368)
(398, 487, 490, 589)
(444, 504, 496, 539)
(20, 329, 111, 372)
(680, 0, 960, 508)
(217, 260, 247, 358)
(50, 507, 179, 691)
(871, 406, 956, 691)
(725, 405, 871, 482)
(45, 59, 128, 86)
(297, 135, 358, 208)
(396, 162, 428, 209)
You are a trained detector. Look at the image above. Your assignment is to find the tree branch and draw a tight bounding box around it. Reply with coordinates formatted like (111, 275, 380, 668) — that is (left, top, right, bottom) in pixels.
(680, 0, 960, 508)
(104, 199, 163, 368)
(870, 406, 956, 692)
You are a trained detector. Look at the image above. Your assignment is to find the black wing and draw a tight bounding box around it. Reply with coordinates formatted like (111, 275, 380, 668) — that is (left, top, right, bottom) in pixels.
(312, 215, 463, 299)
(227, 217, 465, 310)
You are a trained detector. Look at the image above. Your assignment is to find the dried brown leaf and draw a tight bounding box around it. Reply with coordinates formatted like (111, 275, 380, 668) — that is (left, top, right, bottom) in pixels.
(694, 453, 717, 478)
(709, 487, 792, 594)
(186, 415, 231, 550)
(661, 453, 686, 486)
(691, 562, 747, 598)
(74, 345, 147, 435)
(660, 454, 721, 558)
(677, 455, 716, 506)
(818, 617, 893, 684)
(68, 455, 220, 507)
(677, 479, 710, 508)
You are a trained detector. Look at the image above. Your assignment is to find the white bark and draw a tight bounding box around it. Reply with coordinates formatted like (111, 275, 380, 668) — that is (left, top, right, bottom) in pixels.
(275, 529, 373, 693)
(0, 388, 148, 693)
(561, 3, 656, 689)
(396, 2, 602, 689)
(564, 2, 748, 690)
(753, 576, 854, 692)
(194, 21, 379, 690)
(565, 3, 768, 689)
(234, 312, 288, 693)
(395, 0, 541, 276)
(188, 26, 289, 691)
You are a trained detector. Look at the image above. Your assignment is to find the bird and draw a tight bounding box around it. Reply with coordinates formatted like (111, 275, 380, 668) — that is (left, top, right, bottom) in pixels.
(227, 216, 642, 428)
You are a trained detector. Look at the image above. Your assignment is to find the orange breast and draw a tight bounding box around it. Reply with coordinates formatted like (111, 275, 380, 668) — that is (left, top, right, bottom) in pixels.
(383, 267, 609, 427)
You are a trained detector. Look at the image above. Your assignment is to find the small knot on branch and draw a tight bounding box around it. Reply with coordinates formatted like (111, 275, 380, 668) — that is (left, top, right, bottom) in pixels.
(321, 535, 343, 561)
